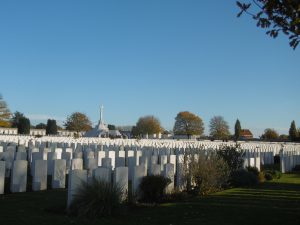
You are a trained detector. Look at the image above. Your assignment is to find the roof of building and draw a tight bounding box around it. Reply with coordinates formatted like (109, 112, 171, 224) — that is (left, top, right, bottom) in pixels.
(240, 129, 253, 136)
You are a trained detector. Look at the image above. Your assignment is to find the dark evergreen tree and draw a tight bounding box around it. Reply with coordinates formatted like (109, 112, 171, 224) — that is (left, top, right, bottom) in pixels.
(234, 119, 242, 141)
(289, 120, 298, 142)
(11, 111, 24, 128)
(18, 117, 30, 134)
(46, 119, 58, 135)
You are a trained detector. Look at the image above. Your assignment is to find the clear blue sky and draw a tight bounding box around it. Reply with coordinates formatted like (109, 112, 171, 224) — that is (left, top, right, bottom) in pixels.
(0, 0, 299, 137)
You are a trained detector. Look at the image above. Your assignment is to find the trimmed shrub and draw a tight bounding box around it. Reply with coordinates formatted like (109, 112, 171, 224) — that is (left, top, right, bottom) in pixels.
(264, 172, 273, 181)
(139, 175, 171, 203)
(246, 166, 259, 176)
(264, 169, 282, 179)
(69, 178, 123, 218)
(230, 169, 259, 187)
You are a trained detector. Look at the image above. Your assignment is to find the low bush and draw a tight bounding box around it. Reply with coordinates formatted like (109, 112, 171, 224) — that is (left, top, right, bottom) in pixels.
(139, 175, 171, 203)
(264, 169, 282, 179)
(230, 169, 259, 187)
(246, 166, 259, 176)
(182, 152, 230, 195)
(264, 172, 273, 181)
(69, 178, 123, 218)
(293, 165, 300, 172)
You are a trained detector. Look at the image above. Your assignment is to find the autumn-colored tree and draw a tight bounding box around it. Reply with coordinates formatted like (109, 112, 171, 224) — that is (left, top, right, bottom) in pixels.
(64, 112, 92, 133)
(261, 128, 279, 140)
(135, 115, 161, 136)
(209, 116, 231, 140)
(173, 111, 204, 139)
(0, 95, 11, 127)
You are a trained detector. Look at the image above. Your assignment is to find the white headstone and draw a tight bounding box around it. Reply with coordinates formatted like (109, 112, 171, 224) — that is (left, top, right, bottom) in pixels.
(0, 161, 5, 194)
(10, 160, 28, 193)
(71, 158, 83, 170)
(52, 159, 66, 189)
(32, 160, 47, 191)
(67, 170, 87, 208)
(93, 167, 111, 183)
(114, 167, 128, 200)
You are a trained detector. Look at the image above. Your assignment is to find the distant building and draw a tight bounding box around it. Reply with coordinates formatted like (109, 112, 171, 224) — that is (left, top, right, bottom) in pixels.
(30, 129, 46, 136)
(240, 129, 253, 140)
(0, 127, 17, 135)
(84, 105, 122, 138)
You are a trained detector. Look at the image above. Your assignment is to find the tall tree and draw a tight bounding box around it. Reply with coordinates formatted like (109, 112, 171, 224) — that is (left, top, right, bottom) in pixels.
(234, 119, 242, 141)
(289, 120, 298, 141)
(173, 111, 204, 139)
(0, 95, 11, 127)
(11, 111, 25, 128)
(261, 128, 279, 140)
(135, 115, 161, 136)
(64, 112, 92, 133)
(18, 117, 30, 134)
(236, 0, 300, 49)
(209, 116, 231, 140)
(46, 119, 58, 135)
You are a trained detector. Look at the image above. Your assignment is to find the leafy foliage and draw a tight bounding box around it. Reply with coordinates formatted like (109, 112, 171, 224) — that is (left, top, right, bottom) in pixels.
(10, 111, 25, 128)
(261, 128, 279, 140)
(209, 116, 231, 140)
(236, 0, 300, 49)
(182, 152, 230, 195)
(135, 115, 161, 136)
(64, 112, 92, 133)
(139, 175, 171, 203)
(69, 178, 123, 218)
(173, 111, 204, 139)
(46, 119, 58, 135)
(217, 145, 245, 174)
(18, 116, 30, 134)
(0, 95, 11, 127)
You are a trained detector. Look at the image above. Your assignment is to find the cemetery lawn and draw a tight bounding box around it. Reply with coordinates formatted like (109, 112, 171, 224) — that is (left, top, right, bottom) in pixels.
(0, 173, 299, 225)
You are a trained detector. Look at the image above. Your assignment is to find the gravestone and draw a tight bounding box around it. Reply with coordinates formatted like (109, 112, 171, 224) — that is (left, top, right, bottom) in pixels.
(67, 170, 87, 208)
(132, 165, 146, 195)
(32, 160, 47, 191)
(159, 155, 168, 171)
(150, 164, 161, 175)
(97, 151, 105, 166)
(71, 158, 83, 170)
(47, 152, 57, 175)
(114, 167, 128, 200)
(52, 159, 66, 189)
(10, 160, 28, 193)
(101, 158, 112, 170)
(163, 163, 174, 193)
(93, 167, 111, 183)
(0, 161, 5, 194)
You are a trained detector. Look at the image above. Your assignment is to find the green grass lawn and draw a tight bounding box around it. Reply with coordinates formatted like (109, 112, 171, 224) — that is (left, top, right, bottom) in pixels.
(0, 173, 299, 225)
